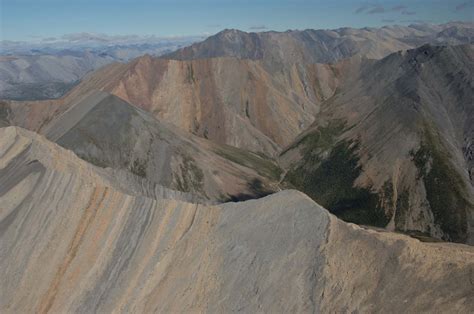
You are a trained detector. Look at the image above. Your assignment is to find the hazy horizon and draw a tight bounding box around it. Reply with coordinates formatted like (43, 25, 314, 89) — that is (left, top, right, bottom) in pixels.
(2, 0, 473, 42)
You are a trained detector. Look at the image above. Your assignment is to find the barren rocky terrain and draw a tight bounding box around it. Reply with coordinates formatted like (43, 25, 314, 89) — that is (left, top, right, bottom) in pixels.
(1, 126, 473, 313)
(1, 21, 474, 312)
(4, 25, 472, 243)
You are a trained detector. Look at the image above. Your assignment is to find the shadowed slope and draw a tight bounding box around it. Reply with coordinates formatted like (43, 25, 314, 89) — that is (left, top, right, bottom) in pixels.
(39, 90, 281, 201)
(281, 44, 474, 243)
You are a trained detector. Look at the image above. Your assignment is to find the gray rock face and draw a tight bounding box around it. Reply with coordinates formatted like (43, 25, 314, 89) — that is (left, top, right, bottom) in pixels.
(41, 90, 281, 201)
(1, 126, 473, 313)
(0, 126, 199, 203)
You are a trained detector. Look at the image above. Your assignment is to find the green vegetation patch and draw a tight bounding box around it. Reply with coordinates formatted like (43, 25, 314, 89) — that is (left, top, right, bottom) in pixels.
(175, 154, 205, 195)
(0, 102, 12, 127)
(400, 230, 444, 243)
(280, 119, 346, 156)
(285, 138, 390, 227)
(225, 178, 274, 202)
(215, 145, 282, 181)
(77, 153, 109, 169)
(377, 180, 397, 222)
(186, 64, 196, 84)
(381, 181, 394, 212)
(394, 189, 410, 227)
(130, 159, 147, 178)
(410, 127, 471, 242)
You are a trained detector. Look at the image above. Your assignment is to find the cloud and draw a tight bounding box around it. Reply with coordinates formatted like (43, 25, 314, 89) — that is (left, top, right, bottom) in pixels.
(355, 3, 405, 15)
(61, 33, 108, 42)
(249, 25, 268, 31)
(0, 33, 207, 55)
(391, 5, 407, 11)
(367, 5, 385, 14)
(29, 32, 206, 49)
(41, 37, 57, 42)
(356, 3, 416, 15)
(455, 1, 474, 10)
(382, 19, 396, 23)
(354, 4, 370, 14)
(400, 19, 433, 24)
(61, 32, 141, 43)
(401, 10, 417, 15)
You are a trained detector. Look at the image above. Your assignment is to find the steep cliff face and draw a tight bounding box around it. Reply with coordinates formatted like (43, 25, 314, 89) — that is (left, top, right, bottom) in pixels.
(57, 55, 340, 155)
(1, 126, 473, 313)
(281, 44, 474, 243)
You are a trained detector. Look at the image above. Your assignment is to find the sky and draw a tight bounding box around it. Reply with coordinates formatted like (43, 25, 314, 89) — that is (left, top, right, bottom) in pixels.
(1, 0, 473, 41)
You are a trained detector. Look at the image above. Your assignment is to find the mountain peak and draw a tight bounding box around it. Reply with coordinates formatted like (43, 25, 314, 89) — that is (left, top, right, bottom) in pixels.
(218, 28, 246, 34)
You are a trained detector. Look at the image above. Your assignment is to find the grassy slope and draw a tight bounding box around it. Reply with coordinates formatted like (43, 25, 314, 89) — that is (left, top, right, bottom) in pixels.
(283, 121, 390, 227)
(411, 126, 472, 242)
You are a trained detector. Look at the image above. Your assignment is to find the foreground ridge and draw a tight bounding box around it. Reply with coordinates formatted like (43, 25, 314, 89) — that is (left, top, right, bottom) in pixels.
(1, 126, 473, 313)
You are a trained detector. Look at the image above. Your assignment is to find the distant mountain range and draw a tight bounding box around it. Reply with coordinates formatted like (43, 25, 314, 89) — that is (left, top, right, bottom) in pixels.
(0, 36, 203, 100)
(166, 22, 474, 62)
(1, 22, 473, 101)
